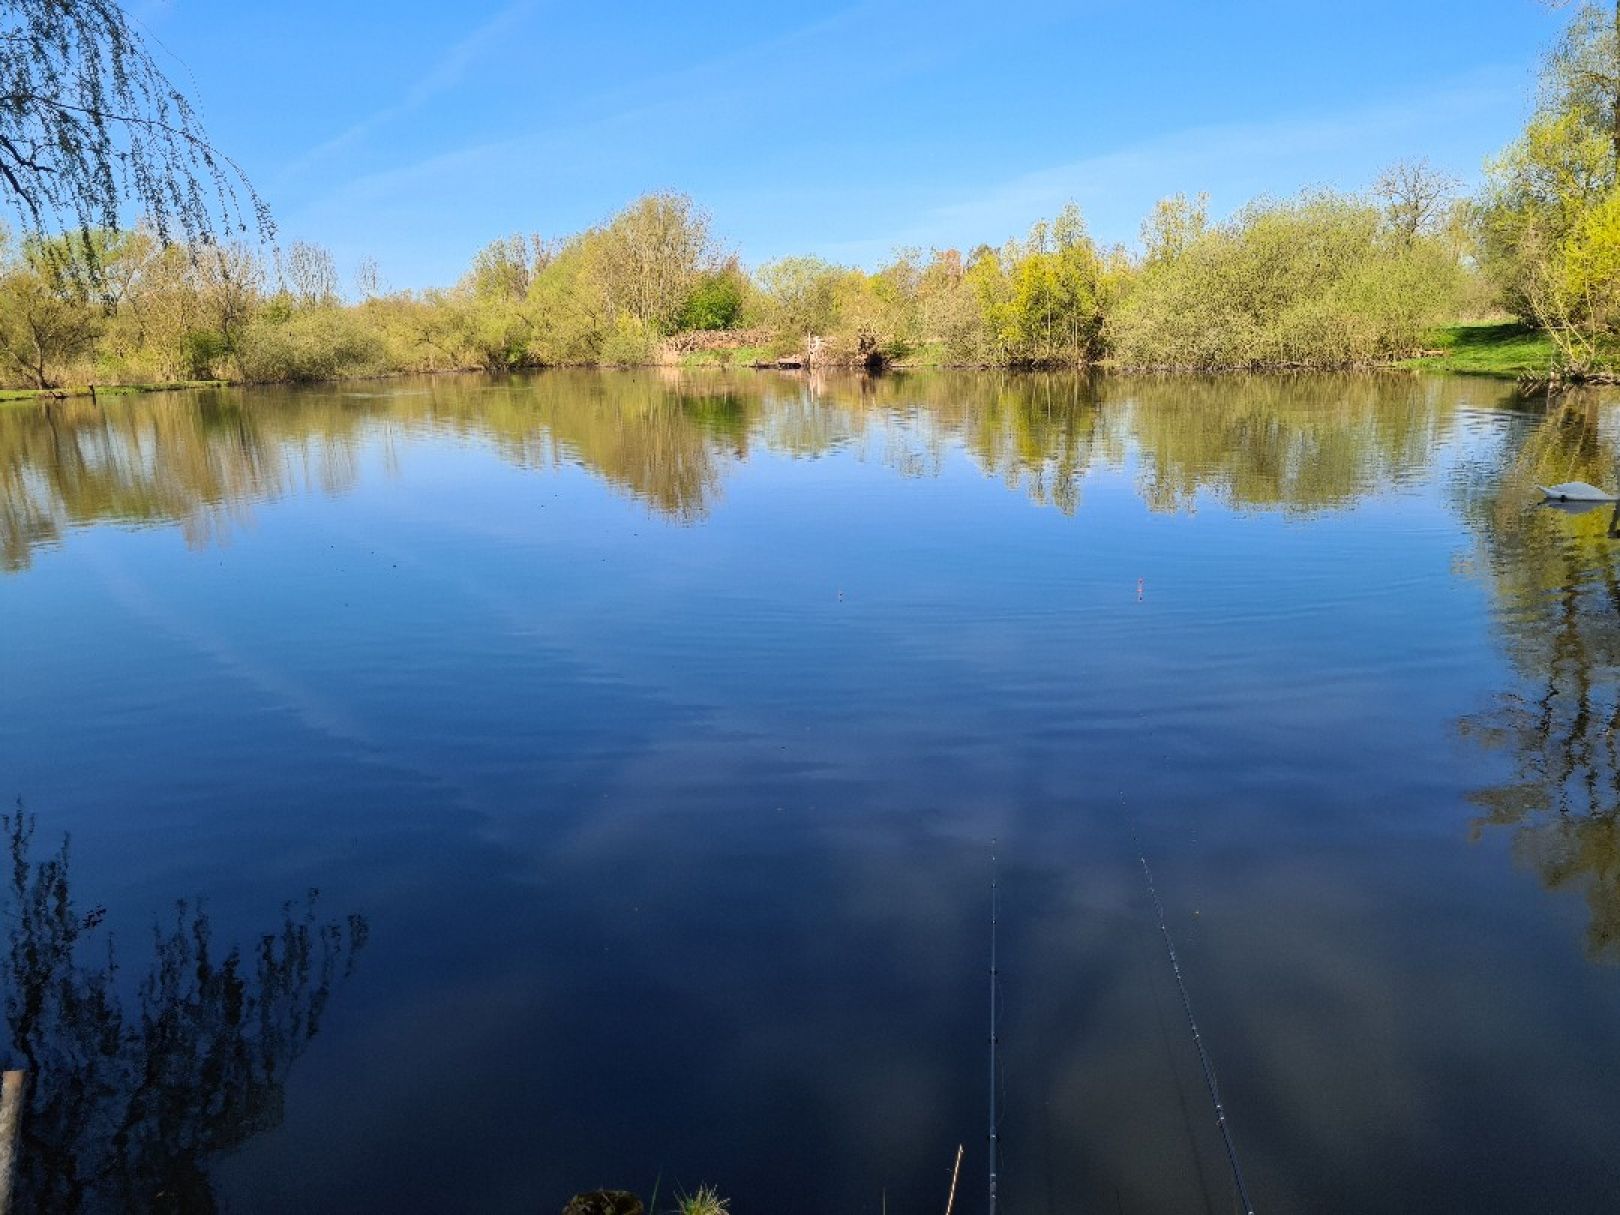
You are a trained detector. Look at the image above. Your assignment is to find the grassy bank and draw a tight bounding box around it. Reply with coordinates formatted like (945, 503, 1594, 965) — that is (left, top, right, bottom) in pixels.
(675, 344, 778, 370)
(0, 321, 1596, 403)
(0, 380, 228, 406)
(1400, 322, 1564, 378)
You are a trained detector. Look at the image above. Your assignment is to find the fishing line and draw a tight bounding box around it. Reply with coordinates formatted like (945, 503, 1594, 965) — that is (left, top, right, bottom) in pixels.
(988, 839, 1000, 1215)
(1132, 824, 1256, 1215)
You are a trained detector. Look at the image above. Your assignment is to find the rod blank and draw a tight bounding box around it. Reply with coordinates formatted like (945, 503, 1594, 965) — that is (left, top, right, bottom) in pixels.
(1135, 833, 1256, 1215)
(988, 841, 999, 1215)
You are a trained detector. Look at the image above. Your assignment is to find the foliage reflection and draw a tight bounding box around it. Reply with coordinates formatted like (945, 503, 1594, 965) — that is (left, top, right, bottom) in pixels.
(0, 371, 1509, 572)
(1459, 395, 1620, 959)
(2, 811, 367, 1212)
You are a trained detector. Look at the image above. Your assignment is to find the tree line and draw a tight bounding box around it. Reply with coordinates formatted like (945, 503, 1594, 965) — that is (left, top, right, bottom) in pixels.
(0, 183, 1473, 388)
(0, 4, 1615, 389)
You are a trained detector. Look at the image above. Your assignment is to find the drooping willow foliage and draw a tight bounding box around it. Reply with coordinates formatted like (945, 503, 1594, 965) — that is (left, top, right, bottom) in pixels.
(0, 0, 271, 269)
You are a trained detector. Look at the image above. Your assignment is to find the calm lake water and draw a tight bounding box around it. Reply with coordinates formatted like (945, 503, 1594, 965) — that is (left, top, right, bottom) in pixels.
(3, 370, 1620, 1213)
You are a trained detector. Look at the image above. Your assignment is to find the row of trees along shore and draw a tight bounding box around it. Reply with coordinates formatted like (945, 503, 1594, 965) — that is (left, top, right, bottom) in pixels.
(1, 4, 1619, 389)
(0, 183, 1482, 389)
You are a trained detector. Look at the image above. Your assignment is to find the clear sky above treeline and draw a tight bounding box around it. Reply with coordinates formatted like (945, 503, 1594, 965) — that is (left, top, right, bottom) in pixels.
(132, 0, 1563, 290)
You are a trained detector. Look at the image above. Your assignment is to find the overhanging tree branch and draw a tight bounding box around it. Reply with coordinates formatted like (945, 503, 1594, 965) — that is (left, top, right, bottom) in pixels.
(0, 0, 273, 280)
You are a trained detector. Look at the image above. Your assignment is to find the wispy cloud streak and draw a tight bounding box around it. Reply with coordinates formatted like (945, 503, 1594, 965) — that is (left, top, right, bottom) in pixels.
(281, 0, 540, 179)
(810, 72, 1525, 264)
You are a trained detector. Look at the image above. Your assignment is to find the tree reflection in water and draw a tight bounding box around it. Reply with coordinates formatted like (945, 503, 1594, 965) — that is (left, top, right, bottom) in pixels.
(1459, 395, 1620, 960)
(2, 371, 1477, 571)
(2, 810, 366, 1212)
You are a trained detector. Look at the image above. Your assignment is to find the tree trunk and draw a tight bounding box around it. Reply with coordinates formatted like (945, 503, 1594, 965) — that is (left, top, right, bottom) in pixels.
(28, 325, 47, 390)
(0, 1070, 24, 1215)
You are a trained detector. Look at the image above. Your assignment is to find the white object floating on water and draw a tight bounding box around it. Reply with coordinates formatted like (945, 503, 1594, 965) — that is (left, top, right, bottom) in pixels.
(1539, 481, 1619, 502)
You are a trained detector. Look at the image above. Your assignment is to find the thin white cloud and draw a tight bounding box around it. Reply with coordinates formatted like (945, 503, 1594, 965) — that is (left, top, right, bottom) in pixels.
(808, 71, 1528, 265)
(288, 2, 886, 223)
(281, 0, 541, 179)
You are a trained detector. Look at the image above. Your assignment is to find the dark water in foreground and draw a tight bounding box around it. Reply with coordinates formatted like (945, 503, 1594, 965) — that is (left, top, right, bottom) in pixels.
(3, 370, 1620, 1213)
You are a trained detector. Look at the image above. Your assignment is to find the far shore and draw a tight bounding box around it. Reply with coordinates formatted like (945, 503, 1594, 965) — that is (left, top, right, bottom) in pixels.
(0, 321, 1588, 408)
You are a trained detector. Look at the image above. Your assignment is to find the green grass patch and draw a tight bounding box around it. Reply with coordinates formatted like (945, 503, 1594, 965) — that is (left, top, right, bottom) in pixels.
(1399, 322, 1562, 378)
(678, 345, 777, 369)
(891, 341, 951, 368)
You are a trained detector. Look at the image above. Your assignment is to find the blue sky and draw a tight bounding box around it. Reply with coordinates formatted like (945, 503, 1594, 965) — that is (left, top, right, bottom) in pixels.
(130, 0, 1563, 290)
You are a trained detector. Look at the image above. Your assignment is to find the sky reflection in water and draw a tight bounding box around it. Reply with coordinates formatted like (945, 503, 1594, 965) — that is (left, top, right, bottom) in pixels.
(2, 371, 1619, 1212)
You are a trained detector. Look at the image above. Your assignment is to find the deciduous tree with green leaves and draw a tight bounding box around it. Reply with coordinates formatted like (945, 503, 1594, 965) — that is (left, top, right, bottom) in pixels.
(0, 235, 99, 387)
(1478, 2, 1620, 371)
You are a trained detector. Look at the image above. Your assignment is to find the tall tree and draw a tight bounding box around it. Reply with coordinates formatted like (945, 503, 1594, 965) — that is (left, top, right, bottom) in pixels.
(1474, 3, 1620, 358)
(588, 193, 717, 334)
(1545, 1, 1620, 168)
(281, 240, 339, 306)
(0, 238, 99, 387)
(1373, 158, 1461, 244)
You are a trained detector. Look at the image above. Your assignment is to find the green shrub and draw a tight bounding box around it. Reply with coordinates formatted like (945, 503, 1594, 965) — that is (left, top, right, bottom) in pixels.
(1110, 192, 1464, 369)
(677, 265, 748, 331)
(234, 304, 387, 382)
(598, 314, 657, 366)
(182, 329, 228, 379)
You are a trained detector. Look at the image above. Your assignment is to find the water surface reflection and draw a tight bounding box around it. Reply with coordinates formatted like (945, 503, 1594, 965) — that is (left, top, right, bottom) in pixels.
(1, 370, 1480, 570)
(2, 811, 365, 1213)
(4, 371, 1620, 1212)
(1459, 395, 1620, 959)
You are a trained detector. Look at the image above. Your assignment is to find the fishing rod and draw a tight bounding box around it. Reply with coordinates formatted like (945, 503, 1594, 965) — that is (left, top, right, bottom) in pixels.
(988, 839, 1000, 1215)
(1134, 827, 1256, 1215)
